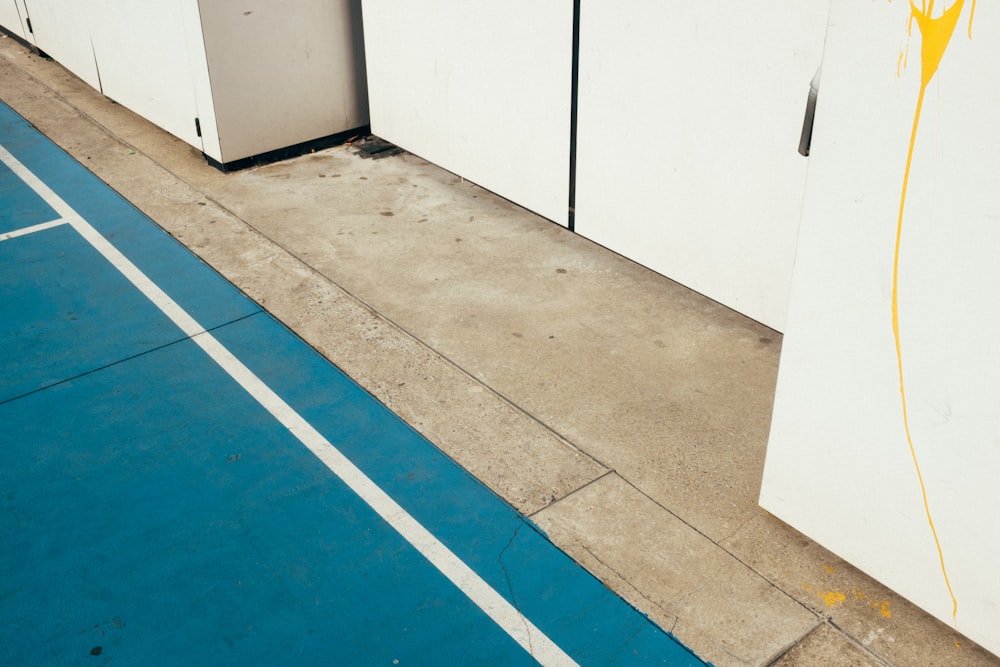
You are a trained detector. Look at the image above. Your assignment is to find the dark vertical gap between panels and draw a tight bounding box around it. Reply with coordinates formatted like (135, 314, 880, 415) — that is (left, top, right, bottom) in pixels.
(90, 36, 103, 94)
(567, 0, 581, 232)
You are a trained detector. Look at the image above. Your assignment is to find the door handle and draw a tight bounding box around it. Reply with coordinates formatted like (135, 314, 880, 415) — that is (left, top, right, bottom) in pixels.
(799, 67, 822, 157)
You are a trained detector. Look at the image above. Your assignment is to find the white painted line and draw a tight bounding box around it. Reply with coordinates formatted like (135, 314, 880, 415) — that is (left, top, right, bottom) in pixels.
(0, 144, 579, 667)
(0, 148, 207, 339)
(0, 218, 69, 242)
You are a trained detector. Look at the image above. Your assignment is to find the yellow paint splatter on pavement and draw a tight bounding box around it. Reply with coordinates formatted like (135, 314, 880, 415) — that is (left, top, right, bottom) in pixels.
(822, 590, 847, 607)
(804, 584, 847, 608)
(872, 600, 893, 618)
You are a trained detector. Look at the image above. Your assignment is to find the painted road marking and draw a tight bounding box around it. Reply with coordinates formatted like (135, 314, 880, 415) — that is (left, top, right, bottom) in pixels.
(2, 99, 705, 664)
(0, 218, 67, 242)
(0, 144, 579, 667)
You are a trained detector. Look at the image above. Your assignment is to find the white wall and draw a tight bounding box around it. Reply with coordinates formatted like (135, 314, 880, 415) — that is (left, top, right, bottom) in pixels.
(89, 1, 213, 152)
(0, 0, 27, 39)
(361, 1, 573, 226)
(19, 0, 101, 90)
(574, 2, 829, 331)
(761, 0, 1000, 657)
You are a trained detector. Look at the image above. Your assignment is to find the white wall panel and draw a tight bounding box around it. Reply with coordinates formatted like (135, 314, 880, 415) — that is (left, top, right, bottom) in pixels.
(361, 1, 572, 226)
(0, 0, 27, 39)
(761, 0, 1000, 657)
(574, 2, 829, 330)
(89, 1, 212, 152)
(22, 0, 100, 90)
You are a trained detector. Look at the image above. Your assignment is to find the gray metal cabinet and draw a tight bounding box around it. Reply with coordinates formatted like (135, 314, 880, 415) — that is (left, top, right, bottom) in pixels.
(6, 0, 368, 165)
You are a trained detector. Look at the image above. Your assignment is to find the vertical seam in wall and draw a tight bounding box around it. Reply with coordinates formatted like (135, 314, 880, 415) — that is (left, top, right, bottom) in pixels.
(567, 0, 581, 232)
(15, 0, 26, 36)
(89, 35, 103, 94)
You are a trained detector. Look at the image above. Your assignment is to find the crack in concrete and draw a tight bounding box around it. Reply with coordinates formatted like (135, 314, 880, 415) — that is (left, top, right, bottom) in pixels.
(719, 508, 762, 546)
(496, 520, 541, 665)
(574, 542, 678, 634)
(669, 557, 731, 616)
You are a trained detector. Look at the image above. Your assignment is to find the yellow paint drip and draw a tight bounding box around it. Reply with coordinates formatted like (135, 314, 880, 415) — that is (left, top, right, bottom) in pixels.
(908, 0, 967, 84)
(892, 0, 975, 625)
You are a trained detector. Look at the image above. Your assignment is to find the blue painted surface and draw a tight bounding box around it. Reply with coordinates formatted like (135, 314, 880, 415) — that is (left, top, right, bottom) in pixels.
(0, 224, 192, 401)
(0, 105, 259, 335)
(0, 159, 55, 232)
(0, 101, 707, 666)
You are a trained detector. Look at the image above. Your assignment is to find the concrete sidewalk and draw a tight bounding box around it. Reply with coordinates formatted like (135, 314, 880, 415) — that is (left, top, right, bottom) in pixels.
(2, 34, 995, 667)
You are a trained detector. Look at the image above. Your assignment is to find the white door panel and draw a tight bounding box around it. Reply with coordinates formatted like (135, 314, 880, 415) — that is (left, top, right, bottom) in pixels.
(761, 1, 1000, 657)
(89, 1, 211, 152)
(574, 2, 829, 330)
(361, 1, 572, 226)
(0, 0, 27, 39)
(23, 0, 101, 90)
